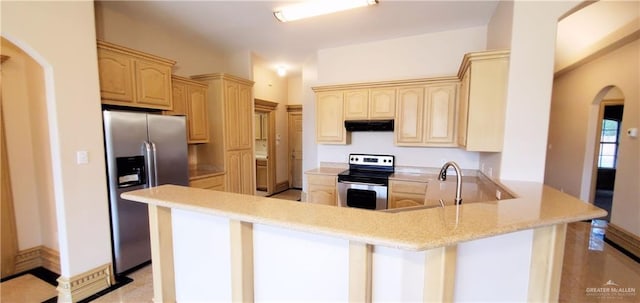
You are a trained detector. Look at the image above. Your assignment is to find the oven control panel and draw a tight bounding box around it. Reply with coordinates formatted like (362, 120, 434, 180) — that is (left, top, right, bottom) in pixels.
(348, 154, 394, 167)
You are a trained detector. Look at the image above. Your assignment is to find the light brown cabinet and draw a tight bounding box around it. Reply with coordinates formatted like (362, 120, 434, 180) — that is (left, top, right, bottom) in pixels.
(166, 75, 209, 143)
(457, 50, 510, 152)
(344, 88, 396, 120)
(97, 40, 175, 110)
(305, 174, 337, 206)
(256, 159, 267, 191)
(191, 73, 255, 195)
(254, 113, 268, 140)
(315, 91, 346, 144)
(189, 174, 225, 191)
(395, 81, 457, 147)
(388, 180, 428, 209)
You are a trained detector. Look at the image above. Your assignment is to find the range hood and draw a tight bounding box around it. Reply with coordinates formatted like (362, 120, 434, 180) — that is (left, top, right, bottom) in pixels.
(344, 120, 394, 132)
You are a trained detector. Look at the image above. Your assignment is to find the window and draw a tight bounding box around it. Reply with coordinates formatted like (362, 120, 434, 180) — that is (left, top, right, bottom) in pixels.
(598, 119, 620, 168)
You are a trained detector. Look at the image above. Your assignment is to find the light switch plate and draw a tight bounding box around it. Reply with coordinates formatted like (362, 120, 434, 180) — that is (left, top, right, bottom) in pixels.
(76, 150, 89, 164)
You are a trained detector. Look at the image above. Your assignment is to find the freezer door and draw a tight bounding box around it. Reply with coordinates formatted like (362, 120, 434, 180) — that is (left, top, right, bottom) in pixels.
(103, 110, 152, 275)
(147, 114, 189, 186)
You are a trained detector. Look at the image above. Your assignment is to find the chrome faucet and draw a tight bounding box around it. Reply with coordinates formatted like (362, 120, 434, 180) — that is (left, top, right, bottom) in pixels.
(438, 161, 463, 205)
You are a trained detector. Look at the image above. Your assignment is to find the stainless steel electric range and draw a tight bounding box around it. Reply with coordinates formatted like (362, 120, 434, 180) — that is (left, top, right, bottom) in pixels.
(337, 154, 395, 210)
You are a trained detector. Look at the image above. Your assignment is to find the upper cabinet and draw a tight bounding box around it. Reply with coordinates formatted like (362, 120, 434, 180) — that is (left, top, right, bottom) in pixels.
(344, 88, 396, 120)
(315, 91, 346, 144)
(394, 80, 458, 147)
(311, 50, 509, 151)
(165, 75, 209, 144)
(457, 50, 510, 152)
(97, 40, 175, 110)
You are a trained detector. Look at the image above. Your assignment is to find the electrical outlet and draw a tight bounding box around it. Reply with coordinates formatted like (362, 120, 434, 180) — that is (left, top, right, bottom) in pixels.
(496, 190, 502, 200)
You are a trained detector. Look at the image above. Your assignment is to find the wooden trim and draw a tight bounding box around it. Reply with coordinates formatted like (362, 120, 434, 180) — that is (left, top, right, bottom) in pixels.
(56, 263, 112, 302)
(457, 50, 510, 78)
(312, 76, 459, 92)
(254, 98, 278, 111)
(97, 40, 176, 65)
(171, 75, 208, 88)
(40, 246, 60, 274)
(423, 245, 457, 302)
(527, 224, 567, 302)
(287, 104, 302, 112)
(348, 242, 372, 302)
(148, 205, 176, 303)
(190, 73, 255, 87)
(606, 223, 640, 259)
(0, 55, 9, 64)
(230, 220, 254, 302)
(14, 246, 42, 274)
(275, 181, 289, 193)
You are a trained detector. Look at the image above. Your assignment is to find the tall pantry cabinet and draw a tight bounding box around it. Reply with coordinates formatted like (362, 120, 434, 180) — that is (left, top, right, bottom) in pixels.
(191, 73, 255, 195)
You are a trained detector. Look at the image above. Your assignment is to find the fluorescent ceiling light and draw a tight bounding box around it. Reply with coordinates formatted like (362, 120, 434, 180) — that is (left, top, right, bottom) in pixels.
(274, 0, 378, 22)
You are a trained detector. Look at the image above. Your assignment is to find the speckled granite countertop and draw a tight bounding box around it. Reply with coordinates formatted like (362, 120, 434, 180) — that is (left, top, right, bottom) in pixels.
(122, 180, 605, 251)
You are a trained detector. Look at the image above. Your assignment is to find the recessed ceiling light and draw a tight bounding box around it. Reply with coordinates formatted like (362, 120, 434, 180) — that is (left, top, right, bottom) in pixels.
(274, 0, 379, 23)
(277, 66, 287, 77)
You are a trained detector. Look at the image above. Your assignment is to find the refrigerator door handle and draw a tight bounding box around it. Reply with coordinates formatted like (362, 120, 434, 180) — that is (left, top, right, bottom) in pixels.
(150, 141, 159, 187)
(143, 141, 156, 188)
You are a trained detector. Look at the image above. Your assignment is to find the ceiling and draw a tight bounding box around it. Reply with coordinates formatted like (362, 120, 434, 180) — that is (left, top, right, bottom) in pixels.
(98, 0, 499, 75)
(98, 1, 639, 76)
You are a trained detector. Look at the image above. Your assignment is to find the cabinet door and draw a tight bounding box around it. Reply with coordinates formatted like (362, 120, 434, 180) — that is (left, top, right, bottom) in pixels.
(465, 58, 509, 152)
(97, 48, 135, 103)
(395, 87, 424, 145)
(457, 68, 470, 147)
(224, 81, 241, 149)
(167, 81, 187, 116)
(254, 114, 262, 140)
(238, 84, 254, 149)
(187, 85, 209, 143)
(225, 151, 242, 193)
(424, 84, 457, 146)
(307, 185, 336, 206)
(316, 92, 346, 144)
(388, 180, 427, 209)
(306, 174, 337, 206)
(135, 59, 172, 109)
(369, 88, 396, 119)
(225, 149, 254, 194)
(344, 90, 369, 120)
(256, 161, 267, 190)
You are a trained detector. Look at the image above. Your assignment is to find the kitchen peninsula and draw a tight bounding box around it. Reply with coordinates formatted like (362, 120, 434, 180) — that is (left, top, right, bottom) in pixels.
(122, 178, 605, 302)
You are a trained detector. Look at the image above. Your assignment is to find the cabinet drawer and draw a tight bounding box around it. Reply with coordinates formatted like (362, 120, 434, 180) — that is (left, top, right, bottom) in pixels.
(390, 180, 427, 195)
(307, 174, 336, 187)
(190, 175, 225, 190)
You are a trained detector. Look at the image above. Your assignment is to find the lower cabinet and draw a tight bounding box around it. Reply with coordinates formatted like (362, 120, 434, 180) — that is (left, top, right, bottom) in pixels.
(226, 149, 254, 195)
(256, 159, 267, 191)
(305, 174, 337, 206)
(388, 180, 433, 209)
(189, 174, 225, 191)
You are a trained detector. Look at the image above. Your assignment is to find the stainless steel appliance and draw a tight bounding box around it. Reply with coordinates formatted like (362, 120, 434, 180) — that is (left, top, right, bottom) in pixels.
(103, 110, 189, 275)
(337, 154, 395, 210)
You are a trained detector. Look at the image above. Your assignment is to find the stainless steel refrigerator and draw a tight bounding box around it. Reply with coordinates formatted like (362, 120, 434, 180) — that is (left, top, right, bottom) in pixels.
(103, 110, 189, 275)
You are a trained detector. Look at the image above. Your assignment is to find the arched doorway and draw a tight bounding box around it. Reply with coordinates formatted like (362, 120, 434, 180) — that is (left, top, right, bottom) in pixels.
(588, 86, 625, 222)
(0, 37, 60, 277)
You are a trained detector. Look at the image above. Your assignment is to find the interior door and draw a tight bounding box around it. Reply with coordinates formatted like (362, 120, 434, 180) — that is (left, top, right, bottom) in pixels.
(289, 112, 303, 188)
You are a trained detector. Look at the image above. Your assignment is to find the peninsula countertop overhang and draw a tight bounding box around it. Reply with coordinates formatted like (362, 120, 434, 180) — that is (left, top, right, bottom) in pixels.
(121, 182, 606, 251)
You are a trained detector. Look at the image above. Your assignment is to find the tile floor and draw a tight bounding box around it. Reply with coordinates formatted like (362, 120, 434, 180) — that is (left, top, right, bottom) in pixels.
(2, 221, 637, 302)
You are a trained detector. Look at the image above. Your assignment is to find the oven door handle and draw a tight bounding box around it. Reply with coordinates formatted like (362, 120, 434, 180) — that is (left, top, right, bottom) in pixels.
(338, 180, 386, 187)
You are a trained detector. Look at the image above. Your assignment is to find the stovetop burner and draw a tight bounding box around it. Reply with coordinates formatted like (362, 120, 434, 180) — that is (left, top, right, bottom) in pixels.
(337, 154, 395, 185)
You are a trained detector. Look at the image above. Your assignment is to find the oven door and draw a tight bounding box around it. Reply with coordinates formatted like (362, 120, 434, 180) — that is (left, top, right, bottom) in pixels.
(337, 181, 388, 210)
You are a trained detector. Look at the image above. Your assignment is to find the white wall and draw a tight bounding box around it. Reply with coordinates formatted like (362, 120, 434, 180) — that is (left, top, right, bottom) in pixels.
(94, 1, 227, 77)
(547, 39, 639, 236)
(253, 59, 290, 185)
(2, 0, 112, 276)
(312, 27, 487, 169)
(482, 0, 582, 183)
